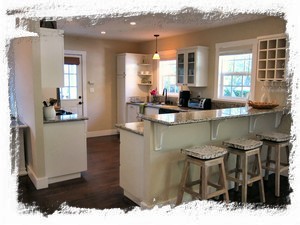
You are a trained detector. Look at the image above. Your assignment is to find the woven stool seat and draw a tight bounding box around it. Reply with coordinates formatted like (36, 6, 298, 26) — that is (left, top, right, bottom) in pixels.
(181, 145, 228, 159)
(223, 138, 263, 150)
(256, 132, 290, 142)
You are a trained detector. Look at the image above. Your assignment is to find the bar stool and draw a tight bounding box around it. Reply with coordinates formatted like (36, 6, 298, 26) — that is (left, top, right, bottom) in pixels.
(176, 145, 229, 205)
(256, 132, 290, 197)
(223, 138, 265, 203)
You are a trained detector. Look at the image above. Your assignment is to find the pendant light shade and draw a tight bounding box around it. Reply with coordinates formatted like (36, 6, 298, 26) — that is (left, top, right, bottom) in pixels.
(153, 34, 160, 60)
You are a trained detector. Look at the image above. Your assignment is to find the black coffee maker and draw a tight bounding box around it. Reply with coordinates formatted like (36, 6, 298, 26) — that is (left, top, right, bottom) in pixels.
(179, 90, 191, 107)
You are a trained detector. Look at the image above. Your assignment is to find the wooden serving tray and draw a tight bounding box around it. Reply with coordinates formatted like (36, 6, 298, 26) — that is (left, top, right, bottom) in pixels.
(248, 100, 279, 109)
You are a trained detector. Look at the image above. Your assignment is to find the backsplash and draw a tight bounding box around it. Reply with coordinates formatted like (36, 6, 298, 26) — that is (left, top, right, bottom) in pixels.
(211, 100, 245, 109)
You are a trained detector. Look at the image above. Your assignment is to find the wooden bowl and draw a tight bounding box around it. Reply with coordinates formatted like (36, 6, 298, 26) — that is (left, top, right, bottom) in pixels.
(248, 100, 279, 109)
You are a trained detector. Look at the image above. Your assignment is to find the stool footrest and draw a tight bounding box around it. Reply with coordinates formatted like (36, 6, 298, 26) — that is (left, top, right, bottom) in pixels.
(207, 189, 228, 199)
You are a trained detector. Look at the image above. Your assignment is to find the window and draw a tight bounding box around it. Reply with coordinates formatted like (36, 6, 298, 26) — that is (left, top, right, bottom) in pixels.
(158, 60, 179, 95)
(219, 53, 252, 99)
(60, 64, 78, 99)
(215, 39, 257, 102)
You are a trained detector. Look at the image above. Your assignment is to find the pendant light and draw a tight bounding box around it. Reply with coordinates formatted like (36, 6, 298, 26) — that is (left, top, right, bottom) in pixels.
(153, 34, 160, 60)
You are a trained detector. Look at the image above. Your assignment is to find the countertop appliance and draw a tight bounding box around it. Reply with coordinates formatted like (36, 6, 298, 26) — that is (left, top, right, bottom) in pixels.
(188, 98, 211, 110)
(179, 90, 191, 107)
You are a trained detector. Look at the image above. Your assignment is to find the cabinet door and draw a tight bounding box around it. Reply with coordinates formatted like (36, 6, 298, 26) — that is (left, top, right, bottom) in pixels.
(187, 51, 195, 85)
(117, 54, 126, 75)
(126, 104, 139, 122)
(177, 53, 185, 85)
(44, 121, 87, 179)
(40, 28, 64, 87)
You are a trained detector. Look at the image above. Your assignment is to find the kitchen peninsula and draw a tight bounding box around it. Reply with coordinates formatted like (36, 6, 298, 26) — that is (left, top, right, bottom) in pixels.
(41, 114, 88, 185)
(116, 106, 289, 208)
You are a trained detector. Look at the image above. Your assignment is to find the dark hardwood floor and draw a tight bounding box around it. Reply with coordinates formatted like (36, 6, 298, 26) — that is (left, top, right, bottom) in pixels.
(18, 135, 292, 216)
(18, 135, 137, 216)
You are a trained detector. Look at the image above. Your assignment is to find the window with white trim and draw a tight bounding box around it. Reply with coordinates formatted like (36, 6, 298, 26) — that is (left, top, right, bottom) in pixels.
(158, 60, 179, 95)
(215, 39, 257, 102)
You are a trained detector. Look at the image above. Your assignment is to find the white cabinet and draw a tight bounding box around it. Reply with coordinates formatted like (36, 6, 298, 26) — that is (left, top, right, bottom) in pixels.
(119, 129, 144, 203)
(176, 46, 208, 87)
(257, 34, 287, 81)
(116, 53, 150, 124)
(117, 54, 126, 75)
(126, 104, 140, 122)
(39, 28, 64, 88)
(145, 107, 159, 116)
(44, 121, 87, 184)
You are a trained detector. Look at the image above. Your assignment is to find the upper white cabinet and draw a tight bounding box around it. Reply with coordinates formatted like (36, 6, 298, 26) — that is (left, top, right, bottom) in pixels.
(117, 54, 126, 75)
(257, 34, 287, 81)
(38, 28, 64, 87)
(176, 46, 208, 87)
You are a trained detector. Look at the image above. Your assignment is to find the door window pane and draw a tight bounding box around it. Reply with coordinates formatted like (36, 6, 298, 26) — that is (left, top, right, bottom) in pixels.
(61, 64, 78, 100)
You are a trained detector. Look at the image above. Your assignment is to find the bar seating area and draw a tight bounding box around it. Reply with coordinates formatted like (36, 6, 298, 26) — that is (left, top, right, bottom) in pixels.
(176, 134, 290, 205)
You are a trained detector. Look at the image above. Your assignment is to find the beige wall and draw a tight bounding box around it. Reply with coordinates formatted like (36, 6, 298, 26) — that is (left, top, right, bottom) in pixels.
(64, 36, 140, 134)
(138, 16, 287, 103)
(65, 16, 287, 134)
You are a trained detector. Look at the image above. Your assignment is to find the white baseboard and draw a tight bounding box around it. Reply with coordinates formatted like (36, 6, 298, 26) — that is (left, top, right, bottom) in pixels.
(87, 129, 119, 138)
(27, 165, 48, 190)
(48, 173, 81, 184)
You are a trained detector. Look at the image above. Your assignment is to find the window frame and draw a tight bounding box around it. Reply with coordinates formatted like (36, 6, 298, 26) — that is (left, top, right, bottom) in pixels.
(156, 50, 178, 96)
(158, 59, 179, 96)
(214, 39, 257, 103)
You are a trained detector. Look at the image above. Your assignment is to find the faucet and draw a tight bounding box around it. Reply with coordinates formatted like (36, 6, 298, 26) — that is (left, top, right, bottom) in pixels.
(162, 88, 168, 104)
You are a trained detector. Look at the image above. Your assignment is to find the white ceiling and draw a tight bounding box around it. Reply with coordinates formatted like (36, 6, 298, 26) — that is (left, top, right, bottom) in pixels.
(56, 12, 267, 42)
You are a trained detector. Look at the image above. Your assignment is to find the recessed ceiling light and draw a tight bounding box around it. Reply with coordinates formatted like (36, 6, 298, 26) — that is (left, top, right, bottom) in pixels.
(101, 31, 106, 34)
(130, 22, 136, 26)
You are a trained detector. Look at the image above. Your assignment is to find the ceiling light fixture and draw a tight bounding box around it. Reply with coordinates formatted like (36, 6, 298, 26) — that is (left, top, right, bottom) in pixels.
(153, 34, 160, 60)
(130, 22, 136, 26)
(100, 31, 106, 34)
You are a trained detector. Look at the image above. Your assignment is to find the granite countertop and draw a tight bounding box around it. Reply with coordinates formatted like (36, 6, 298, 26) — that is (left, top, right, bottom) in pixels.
(140, 106, 287, 126)
(116, 122, 144, 136)
(43, 114, 88, 124)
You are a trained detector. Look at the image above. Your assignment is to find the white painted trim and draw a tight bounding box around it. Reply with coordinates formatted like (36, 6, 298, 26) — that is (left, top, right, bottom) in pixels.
(27, 165, 48, 190)
(48, 173, 81, 184)
(64, 50, 87, 117)
(87, 129, 119, 138)
(214, 39, 257, 101)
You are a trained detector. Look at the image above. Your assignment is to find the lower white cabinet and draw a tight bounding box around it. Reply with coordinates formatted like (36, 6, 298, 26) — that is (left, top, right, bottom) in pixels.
(126, 104, 140, 122)
(119, 129, 144, 204)
(44, 121, 87, 184)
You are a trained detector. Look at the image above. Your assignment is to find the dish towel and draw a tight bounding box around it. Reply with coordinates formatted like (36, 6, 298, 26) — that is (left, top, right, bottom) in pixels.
(139, 103, 146, 114)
